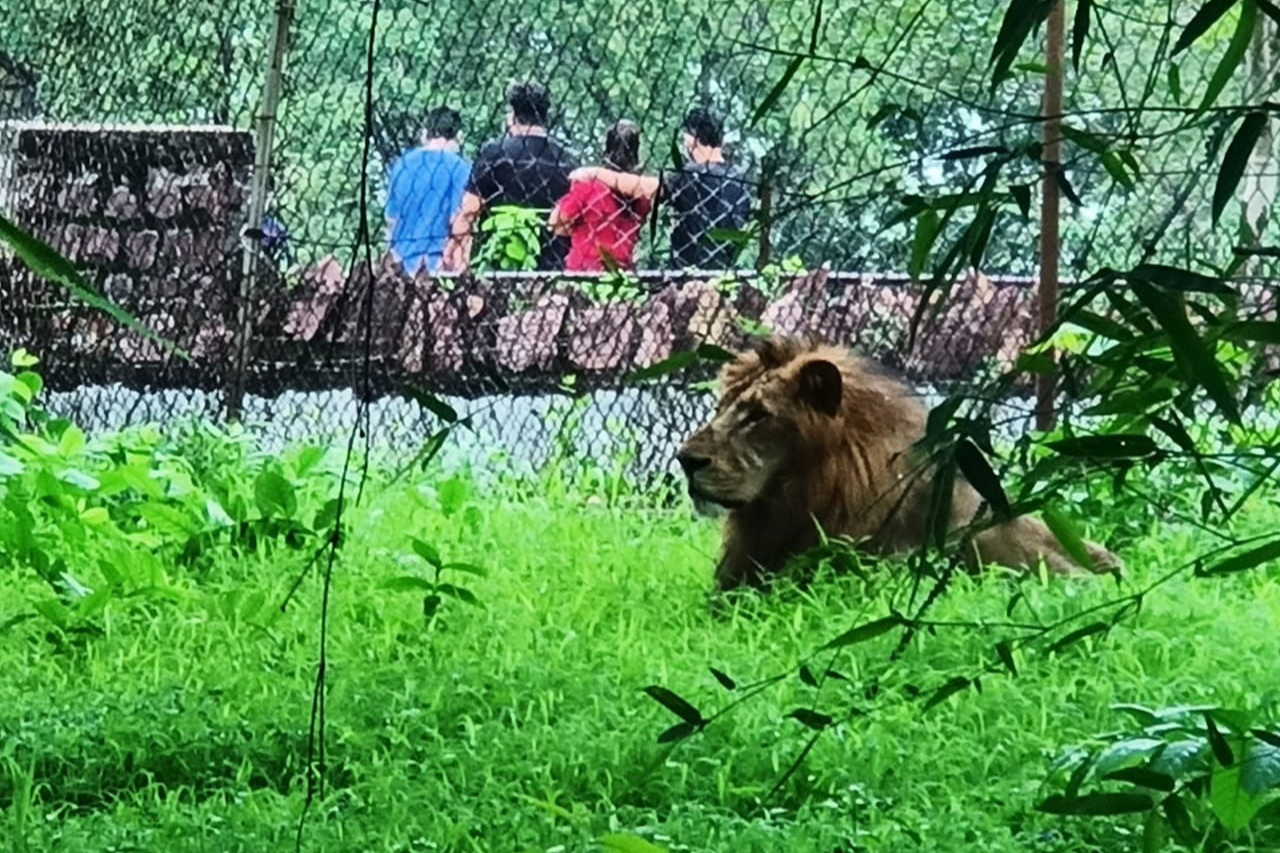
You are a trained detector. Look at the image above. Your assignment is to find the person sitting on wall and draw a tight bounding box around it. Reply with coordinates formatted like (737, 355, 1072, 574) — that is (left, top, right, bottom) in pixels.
(442, 81, 579, 273)
(567, 106, 751, 271)
(385, 105, 471, 275)
(548, 120, 651, 272)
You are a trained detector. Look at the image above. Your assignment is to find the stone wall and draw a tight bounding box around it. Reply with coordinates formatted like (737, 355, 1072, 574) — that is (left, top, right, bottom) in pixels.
(0, 121, 253, 381)
(257, 261, 1040, 397)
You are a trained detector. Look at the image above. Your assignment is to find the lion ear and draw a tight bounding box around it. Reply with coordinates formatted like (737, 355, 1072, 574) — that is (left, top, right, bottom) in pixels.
(797, 360, 842, 416)
(753, 337, 794, 370)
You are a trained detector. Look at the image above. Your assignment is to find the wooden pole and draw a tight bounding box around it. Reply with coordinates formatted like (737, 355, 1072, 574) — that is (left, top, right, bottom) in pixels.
(225, 0, 294, 422)
(1037, 0, 1065, 433)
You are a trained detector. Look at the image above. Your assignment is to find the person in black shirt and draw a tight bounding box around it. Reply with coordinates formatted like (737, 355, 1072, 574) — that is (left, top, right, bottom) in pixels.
(568, 107, 752, 270)
(443, 81, 579, 272)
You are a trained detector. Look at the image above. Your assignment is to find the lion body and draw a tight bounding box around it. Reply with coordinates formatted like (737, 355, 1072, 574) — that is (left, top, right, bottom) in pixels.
(676, 337, 1119, 590)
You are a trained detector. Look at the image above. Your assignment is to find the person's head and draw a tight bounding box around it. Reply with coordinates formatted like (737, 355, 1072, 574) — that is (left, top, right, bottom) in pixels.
(422, 106, 462, 150)
(505, 81, 551, 132)
(682, 107, 725, 161)
(603, 120, 641, 172)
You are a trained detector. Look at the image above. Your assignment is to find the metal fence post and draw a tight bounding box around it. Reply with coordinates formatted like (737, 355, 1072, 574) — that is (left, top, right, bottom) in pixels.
(1036, 0, 1065, 434)
(225, 0, 295, 422)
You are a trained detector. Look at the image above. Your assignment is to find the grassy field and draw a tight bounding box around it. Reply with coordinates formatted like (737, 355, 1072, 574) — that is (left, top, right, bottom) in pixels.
(3, 437, 1279, 853)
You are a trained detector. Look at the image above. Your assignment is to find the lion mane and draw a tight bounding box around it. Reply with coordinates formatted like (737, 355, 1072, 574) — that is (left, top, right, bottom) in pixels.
(676, 336, 1120, 591)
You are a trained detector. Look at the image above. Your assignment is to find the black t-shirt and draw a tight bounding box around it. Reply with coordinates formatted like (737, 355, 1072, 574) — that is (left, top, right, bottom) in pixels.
(465, 133, 579, 270)
(662, 162, 752, 270)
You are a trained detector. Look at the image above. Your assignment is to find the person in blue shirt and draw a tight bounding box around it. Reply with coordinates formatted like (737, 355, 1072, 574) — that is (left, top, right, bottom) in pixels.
(385, 106, 471, 275)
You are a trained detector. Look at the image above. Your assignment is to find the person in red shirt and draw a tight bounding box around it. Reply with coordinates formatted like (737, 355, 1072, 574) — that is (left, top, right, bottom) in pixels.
(549, 120, 652, 271)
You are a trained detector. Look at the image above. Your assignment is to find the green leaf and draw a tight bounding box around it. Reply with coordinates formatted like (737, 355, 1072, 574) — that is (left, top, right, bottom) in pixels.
(922, 676, 971, 713)
(33, 599, 70, 629)
(1196, 537, 1280, 576)
(57, 424, 86, 456)
(989, 0, 1058, 89)
(1042, 506, 1097, 571)
(1213, 112, 1268, 224)
(600, 835, 670, 853)
(1172, 0, 1241, 54)
(1048, 433, 1158, 459)
(1105, 767, 1177, 793)
(821, 614, 905, 650)
(1055, 167, 1084, 206)
(58, 468, 100, 491)
(442, 561, 487, 578)
(253, 469, 297, 518)
(1240, 739, 1280, 794)
(964, 207, 998, 268)
(752, 55, 805, 126)
(626, 350, 697, 382)
(437, 476, 469, 517)
(1061, 124, 1113, 156)
(1037, 792, 1155, 815)
(1009, 184, 1032, 217)
(1210, 765, 1266, 831)
(1168, 63, 1183, 102)
(788, 708, 834, 730)
(908, 209, 938, 281)
(436, 583, 482, 607)
(291, 445, 327, 478)
(1150, 416, 1198, 454)
(1223, 319, 1280, 343)
(1071, 0, 1092, 70)
(1100, 152, 1135, 189)
(422, 593, 441, 618)
(381, 575, 435, 592)
(656, 721, 700, 744)
(994, 640, 1018, 676)
(955, 439, 1010, 518)
(1047, 621, 1109, 655)
(1163, 794, 1196, 844)
(1141, 809, 1166, 853)
(136, 502, 201, 538)
(0, 213, 189, 361)
(1130, 280, 1241, 424)
(1254, 729, 1280, 748)
(1197, 0, 1256, 115)
(10, 348, 38, 368)
(1127, 263, 1233, 294)
(709, 667, 736, 690)
(940, 145, 1008, 161)
(1206, 712, 1237, 767)
(707, 227, 753, 246)
(411, 538, 443, 569)
(642, 685, 705, 726)
(402, 384, 459, 423)
(695, 343, 736, 363)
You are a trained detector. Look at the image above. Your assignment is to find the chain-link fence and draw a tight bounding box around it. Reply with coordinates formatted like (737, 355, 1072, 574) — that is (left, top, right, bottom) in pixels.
(1, 0, 1278, 476)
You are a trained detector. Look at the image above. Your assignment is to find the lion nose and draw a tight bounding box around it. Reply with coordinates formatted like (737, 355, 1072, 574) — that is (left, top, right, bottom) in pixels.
(677, 452, 711, 475)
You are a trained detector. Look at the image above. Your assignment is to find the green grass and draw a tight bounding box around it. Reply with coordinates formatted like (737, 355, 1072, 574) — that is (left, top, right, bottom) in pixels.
(3, 465, 1280, 852)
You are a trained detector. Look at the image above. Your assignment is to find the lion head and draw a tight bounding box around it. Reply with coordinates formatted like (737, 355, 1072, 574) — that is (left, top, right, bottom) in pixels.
(676, 337, 848, 515)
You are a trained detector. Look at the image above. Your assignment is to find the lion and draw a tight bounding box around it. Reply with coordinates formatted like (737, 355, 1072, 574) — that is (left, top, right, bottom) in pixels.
(676, 336, 1121, 591)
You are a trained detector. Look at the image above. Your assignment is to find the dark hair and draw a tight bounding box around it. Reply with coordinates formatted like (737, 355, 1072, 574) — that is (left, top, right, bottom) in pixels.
(602, 119, 645, 223)
(506, 81, 550, 126)
(424, 106, 462, 140)
(603, 119, 641, 172)
(682, 107, 724, 148)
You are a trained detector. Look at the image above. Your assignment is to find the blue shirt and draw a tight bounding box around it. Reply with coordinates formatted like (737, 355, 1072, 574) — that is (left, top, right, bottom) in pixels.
(386, 147, 471, 274)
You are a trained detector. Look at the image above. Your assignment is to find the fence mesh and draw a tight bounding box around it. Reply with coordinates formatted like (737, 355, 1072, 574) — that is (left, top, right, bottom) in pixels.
(1, 0, 1278, 476)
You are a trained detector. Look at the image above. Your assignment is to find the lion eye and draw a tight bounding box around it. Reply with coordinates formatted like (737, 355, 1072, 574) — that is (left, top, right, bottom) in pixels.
(743, 405, 770, 425)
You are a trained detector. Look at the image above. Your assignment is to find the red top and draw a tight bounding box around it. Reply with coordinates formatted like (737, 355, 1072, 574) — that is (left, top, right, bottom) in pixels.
(554, 179, 652, 271)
